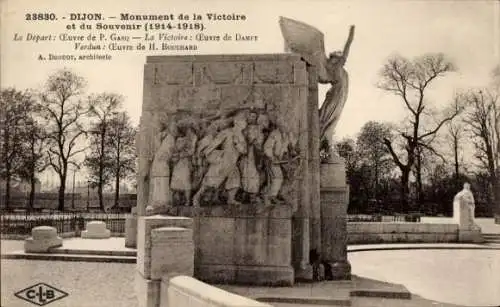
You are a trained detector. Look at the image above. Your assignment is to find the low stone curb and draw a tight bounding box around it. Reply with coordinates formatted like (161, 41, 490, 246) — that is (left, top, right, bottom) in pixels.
(48, 247, 136, 257)
(256, 296, 352, 306)
(349, 289, 411, 299)
(348, 245, 500, 253)
(1, 252, 136, 263)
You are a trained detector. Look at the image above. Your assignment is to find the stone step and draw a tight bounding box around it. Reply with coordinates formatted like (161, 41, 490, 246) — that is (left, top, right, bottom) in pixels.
(482, 234, 500, 243)
(484, 238, 500, 244)
(1, 251, 136, 263)
(47, 247, 137, 257)
(482, 233, 500, 239)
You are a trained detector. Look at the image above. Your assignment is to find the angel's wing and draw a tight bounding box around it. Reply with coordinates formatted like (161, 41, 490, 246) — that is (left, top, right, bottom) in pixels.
(279, 16, 329, 82)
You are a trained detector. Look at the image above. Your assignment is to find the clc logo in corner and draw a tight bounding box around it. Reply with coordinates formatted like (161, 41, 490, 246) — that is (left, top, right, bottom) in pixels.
(15, 283, 68, 306)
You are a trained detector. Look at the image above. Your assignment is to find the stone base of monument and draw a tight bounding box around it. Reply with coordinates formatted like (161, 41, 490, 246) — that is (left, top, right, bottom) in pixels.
(294, 264, 314, 281)
(125, 207, 138, 248)
(136, 215, 194, 307)
(81, 221, 111, 239)
(24, 226, 63, 253)
(190, 205, 295, 286)
(320, 161, 351, 281)
(197, 265, 294, 286)
(458, 226, 484, 243)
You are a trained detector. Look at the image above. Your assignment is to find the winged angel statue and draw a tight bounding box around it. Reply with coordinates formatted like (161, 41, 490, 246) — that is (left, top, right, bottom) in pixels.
(279, 17, 355, 150)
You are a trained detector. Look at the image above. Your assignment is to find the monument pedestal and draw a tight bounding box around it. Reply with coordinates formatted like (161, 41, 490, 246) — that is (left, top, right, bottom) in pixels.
(192, 205, 295, 286)
(458, 226, 483, 243)
(81, 221, 111, 239)
(24, 226, 63, 253)
(320, 161, 351, 280)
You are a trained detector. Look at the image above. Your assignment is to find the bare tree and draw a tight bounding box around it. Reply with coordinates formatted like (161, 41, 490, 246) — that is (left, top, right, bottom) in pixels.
(446, 110, 466, 189)
(40, 69, 89, 211)
(492, 65, 500, 89)
(85, 93, 122, 211)
(107, 112, 137, 209)
(377, 53, 462, 211)
(0, 88, 37, 209)
(22, 119, 48, 210)
(356, 121, 393, 201)
(463, 89, 499, 218)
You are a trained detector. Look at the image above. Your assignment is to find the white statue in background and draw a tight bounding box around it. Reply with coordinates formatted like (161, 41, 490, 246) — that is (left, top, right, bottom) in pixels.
(453, 182, 476, 227)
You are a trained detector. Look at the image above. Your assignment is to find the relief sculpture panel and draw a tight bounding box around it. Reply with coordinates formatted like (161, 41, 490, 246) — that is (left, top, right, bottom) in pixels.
(145, 99, 302, 216)
(140, 56, 306, 217)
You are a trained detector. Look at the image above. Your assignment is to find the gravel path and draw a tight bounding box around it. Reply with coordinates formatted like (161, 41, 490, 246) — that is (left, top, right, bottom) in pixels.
(1, 260, 137, 307)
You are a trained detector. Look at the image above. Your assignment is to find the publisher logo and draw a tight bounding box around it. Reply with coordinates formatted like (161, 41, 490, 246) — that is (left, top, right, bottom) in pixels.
(14, 283, 68, 306)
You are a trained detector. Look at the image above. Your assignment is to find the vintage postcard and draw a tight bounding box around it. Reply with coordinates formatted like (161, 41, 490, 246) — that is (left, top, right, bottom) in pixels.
(1, 0, 499, 306)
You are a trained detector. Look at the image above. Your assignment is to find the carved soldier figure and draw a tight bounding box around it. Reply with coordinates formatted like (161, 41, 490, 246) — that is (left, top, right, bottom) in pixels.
(170, 126, 198, 206)
(240, 111, 265, 202)
(192, 112, 248, 208)
(146, 121, 178, 215)
(194, 121, 223, 204)
(262, 118, 290, 208)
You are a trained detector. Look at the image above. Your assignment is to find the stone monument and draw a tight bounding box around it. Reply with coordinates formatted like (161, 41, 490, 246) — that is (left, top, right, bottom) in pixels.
(133, 17, 354, 285)
(453, 182, 483, 243)
(280, 16, 354, 280)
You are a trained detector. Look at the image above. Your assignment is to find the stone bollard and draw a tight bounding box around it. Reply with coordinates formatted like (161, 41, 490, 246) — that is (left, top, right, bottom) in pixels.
(135, 215, 193, 307)
(24, 226, 63, 253)
(81, 221, 111, 239)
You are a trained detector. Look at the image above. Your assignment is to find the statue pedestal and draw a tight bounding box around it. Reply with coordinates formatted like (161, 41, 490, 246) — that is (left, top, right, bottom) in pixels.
(81, 221, 111, 239)
(453, 194, 483, 243)
(177, 205, 295, 286)
(320, 160, 351, 280)
(25, 226, 63, 253)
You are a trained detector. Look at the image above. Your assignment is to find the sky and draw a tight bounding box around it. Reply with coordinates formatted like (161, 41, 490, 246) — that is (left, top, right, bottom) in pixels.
(1, 0, 499, 186)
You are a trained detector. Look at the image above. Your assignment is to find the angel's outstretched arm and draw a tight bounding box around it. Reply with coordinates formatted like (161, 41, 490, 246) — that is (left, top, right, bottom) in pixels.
(342, 26, 355, 63)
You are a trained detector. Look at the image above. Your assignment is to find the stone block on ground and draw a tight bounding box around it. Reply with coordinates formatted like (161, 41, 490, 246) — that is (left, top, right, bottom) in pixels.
(458, 227, 484, 243)
(24, 226, 63, 253)
(81, 221, 111, 239)
(136, 215, 193, 280)
(150, 227, 194, 280)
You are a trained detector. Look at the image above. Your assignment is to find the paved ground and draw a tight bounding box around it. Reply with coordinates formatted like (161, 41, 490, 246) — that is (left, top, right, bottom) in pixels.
(2, 258, 476, 307)
(1, 237, 137, 255)
(349, 249, 500, 306)
(2, 218, 499, 307)
(1, 259, 138, 307)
